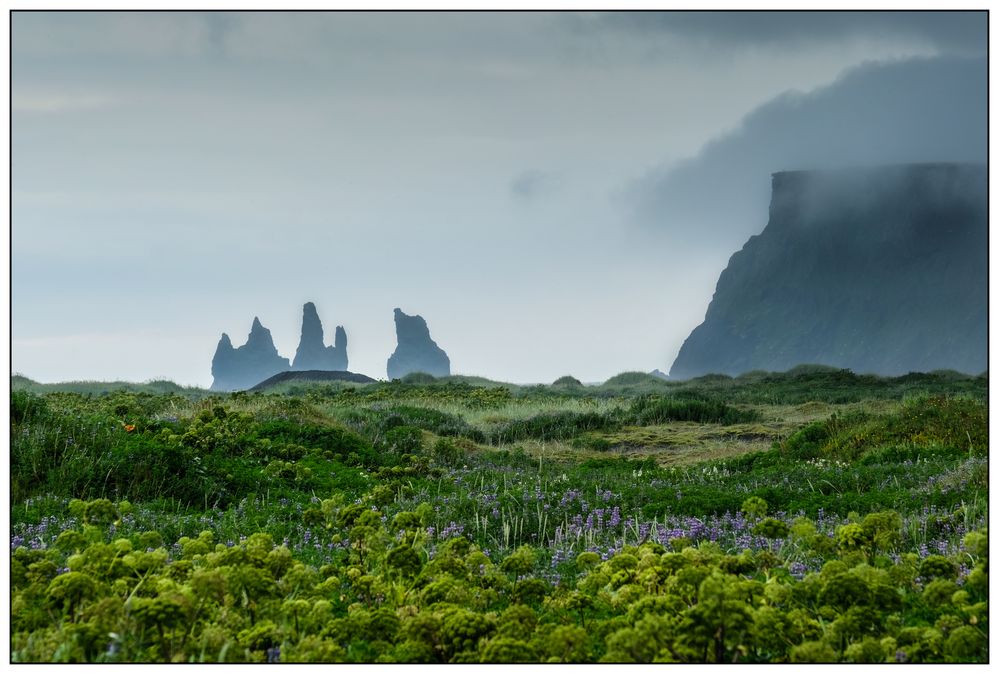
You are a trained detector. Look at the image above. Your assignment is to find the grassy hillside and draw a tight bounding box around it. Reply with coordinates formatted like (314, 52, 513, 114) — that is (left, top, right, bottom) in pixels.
(9, 368, 989, 663)
(12, 374, 211, 397)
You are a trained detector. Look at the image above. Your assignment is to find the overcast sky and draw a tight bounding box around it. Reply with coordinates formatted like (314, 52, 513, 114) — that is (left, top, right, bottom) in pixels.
(11, 11, 987, 386)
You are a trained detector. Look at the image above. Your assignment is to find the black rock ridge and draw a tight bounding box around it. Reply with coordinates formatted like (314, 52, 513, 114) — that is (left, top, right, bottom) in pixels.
(669, 163, 987, 379)
(386, 308, 451, 379)
(211, 317, 291, 391)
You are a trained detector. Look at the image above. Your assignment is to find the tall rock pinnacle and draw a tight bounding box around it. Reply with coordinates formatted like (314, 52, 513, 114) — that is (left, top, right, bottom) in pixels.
(292, 302, 348, 372)
(386, 308, 450, 379)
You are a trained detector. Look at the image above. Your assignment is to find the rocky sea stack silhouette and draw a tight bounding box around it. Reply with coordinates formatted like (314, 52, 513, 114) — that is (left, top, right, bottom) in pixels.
(387, 308, 451, 379)
(211, 303, 352, 391)
(292, 302, 348, 372)
(211, 318, 291, 391)
(669, 163, 987, 379)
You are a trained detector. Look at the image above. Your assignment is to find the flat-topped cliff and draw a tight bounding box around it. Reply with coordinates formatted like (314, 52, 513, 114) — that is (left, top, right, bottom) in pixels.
(670, 163, 987, 378)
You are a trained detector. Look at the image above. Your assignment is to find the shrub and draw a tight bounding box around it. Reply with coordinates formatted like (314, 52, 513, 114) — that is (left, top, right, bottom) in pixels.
(741, 496, 768, 520)
(492, 412, 619, 443)
(753, 518, 789, 540)
(379, 426, 424, 455)
(480, 637, 538, 663)
(627, 395, 759, 425)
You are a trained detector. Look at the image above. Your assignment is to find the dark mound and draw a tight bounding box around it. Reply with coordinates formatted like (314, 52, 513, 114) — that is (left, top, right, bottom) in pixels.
(248, 370, 377, 391)
(552, 375, 583, 387)
(400, 372, 438, 384)
(603, 372, 664, 387)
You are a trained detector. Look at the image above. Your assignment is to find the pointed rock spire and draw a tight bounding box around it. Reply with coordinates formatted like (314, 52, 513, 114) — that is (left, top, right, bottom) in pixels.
(210, 317, 290, 391)
(292, 302, 348, 371)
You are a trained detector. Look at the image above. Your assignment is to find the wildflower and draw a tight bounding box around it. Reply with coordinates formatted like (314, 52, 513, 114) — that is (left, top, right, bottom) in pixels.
(124, 424, 136, 432)
(609, 507, 621, 528)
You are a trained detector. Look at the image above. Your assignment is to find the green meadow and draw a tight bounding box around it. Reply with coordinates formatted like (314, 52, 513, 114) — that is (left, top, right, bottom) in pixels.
(10, 368, 988, 663)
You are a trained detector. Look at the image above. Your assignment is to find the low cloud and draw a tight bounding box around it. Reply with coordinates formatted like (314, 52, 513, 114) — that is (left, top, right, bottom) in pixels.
(510, 170, 560, 202)
(625, 56, 986, 252)
(576, 11, 986, 55)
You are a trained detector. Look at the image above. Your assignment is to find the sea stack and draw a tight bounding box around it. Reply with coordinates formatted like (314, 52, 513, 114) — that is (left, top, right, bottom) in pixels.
(210, 317, 291, 391)
(291, 302, 348, 372)
(386, 308, 451, 379)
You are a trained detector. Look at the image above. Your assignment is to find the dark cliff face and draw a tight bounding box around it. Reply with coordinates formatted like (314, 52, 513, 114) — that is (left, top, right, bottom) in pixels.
(387, 308, 450, 379)
(292, 302, 348, 372)
(669, 163, 987, 379)
(211, 317, 291, 391)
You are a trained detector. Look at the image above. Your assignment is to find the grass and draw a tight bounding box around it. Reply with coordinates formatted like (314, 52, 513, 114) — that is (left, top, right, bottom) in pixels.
(9, 367, 989, 663)
(12, 373, 212, 397)
(11, 368, 987, 520)
(9, 371, 989, 584)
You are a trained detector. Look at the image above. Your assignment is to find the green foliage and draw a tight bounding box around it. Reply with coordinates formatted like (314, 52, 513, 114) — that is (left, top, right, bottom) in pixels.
(8, 375, 990, 663)
(11, 390, 49, 424)
(491, 411, 619, 443)
(373, 405, 486, 442)
(741, 496, 768, 520)
(9, 511, 990, 663)
(400, 372, 437, 384)
(628, 394, 759, 425)
(753, 518, 789, 540)
(782, 397, 987, 462)
(919, 555, 957, 581)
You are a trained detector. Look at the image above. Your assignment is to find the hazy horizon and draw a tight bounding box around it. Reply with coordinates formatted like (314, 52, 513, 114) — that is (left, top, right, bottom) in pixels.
(12, 11, 987, 387)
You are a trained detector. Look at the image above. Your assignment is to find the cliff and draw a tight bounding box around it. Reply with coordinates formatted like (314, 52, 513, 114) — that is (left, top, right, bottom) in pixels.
(669, 163, 987, 379)
(211, 317, 291, 391)
(386, 308, 451, 379)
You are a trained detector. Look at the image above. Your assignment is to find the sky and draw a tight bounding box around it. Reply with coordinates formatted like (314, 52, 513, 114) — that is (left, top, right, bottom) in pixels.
(10, 10, 988, 386)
